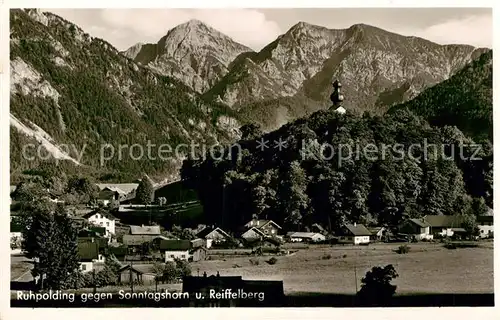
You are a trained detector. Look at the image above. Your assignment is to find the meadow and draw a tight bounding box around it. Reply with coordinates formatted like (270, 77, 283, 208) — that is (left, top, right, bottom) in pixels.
(192, 242, 494, 295)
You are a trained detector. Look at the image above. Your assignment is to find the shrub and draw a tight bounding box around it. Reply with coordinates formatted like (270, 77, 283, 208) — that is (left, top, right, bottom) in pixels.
(321, 254, 332, 260)
(249, 258, 260, 266)
(342, 254, 347, 258)
(357, 264, 399, 306)
(267, 257, 278, 265)
(396, 245, 410, 254)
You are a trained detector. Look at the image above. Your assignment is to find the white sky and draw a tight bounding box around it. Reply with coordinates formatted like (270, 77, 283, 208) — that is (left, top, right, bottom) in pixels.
(46, 8, 492, 51)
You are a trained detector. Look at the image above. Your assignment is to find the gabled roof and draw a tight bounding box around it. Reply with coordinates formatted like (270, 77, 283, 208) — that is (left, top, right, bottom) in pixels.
(311, 223, 325, 232)
(96, 183, 138, 195)
(342, 224, 372, 236)
(129, 225, 161, 235)
(367, 227, 385, 234)
(196, 227, 230, 239)
(118, 264, 144, 274)
(82, 209, 117, 220)
(289, 232, 323, 238)
(78, 226, 106, 237)
(242, 226, 266, 237)
(78, 242, 99, 261)
(409, 218, 430, 228)
(245, 219, 282, 230)
(100, 186, 127, 195)
(423, 215, 465, 228)
(159, 239, 191, 251)
(260, 220, 282, 230)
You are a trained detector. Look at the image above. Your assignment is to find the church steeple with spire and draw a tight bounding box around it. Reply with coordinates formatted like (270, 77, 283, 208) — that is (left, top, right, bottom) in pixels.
(330, 79, 346, 114)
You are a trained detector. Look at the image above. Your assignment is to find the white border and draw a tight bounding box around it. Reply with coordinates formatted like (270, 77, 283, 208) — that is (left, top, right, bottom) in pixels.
(0, 1, 498, 319)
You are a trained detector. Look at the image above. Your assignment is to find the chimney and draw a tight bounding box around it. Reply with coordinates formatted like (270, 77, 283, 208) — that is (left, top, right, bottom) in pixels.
(354, 222, 357, 227)
(217, 271, 220, 277)
(203, 272, 207, 278)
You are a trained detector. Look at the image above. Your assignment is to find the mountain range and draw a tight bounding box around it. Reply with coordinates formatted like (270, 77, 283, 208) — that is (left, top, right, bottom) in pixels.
(124, 19, 487, 128)
(9, 9, 492, 182)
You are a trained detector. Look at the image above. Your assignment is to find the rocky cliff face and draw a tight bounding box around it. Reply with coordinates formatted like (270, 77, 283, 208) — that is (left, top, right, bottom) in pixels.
(204, 22, 487, 120)
(123, 19, 253, 93)
(10, 9, 241, 182)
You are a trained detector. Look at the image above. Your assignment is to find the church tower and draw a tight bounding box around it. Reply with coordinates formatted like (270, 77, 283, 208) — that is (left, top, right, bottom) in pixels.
(330, 79, 346, 114)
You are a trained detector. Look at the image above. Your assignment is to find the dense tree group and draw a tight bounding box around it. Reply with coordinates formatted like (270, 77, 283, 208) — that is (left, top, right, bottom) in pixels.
(182, 106, 492, 232)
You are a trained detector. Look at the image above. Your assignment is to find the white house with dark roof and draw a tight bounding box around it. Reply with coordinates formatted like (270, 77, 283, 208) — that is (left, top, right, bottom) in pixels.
(82, 209, 117, 238)
(338, 223, 372, 245)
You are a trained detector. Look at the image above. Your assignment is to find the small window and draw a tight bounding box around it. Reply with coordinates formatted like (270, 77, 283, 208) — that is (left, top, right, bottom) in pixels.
(106, 222, 109, 226)
(81, 264, 86, 270)
(96, 214, 100, 219)
(100, 222, 103, 226)
(181, 255, 186, 258)
(170, 255, 175, 258)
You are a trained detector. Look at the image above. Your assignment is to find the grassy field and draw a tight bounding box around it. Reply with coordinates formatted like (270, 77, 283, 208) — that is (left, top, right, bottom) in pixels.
(192, 242, 494, 295)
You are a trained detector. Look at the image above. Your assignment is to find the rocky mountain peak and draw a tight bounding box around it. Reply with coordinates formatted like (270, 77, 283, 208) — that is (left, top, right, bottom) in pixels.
(124, 19, 252, 93)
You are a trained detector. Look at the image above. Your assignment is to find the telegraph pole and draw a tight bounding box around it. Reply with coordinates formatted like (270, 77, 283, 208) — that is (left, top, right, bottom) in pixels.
(130, 260, 134, 293)
(93, 269, 97, 294)
(354, 248, 358, 293)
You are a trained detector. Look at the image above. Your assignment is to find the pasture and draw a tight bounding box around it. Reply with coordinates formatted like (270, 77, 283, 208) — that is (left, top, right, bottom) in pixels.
(193, 242, 494, 295)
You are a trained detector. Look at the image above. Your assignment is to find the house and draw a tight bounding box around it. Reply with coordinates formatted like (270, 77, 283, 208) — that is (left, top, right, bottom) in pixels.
(116, 264, 156, 285)
(311, 223, 326, 234)
(159, 239, 206, 262)
(337, 223, 372, 244)
(182, 273, 284, 307)
(77, 242, 105, 273)
(288, 232, 326, 243)
(196, 227, 231, 248)
(130, 224, 161, 236)
(477, 216, 494, 239)
(82, 209, 117, 239)
(241, 226, 266, 241)
(10, 218, 23, 254)
(244, 219, 282, 237)
(423, 215, 468, 237)
(367, 227, 386, 241)
(398, 218, 433, 240)
(97, 187, 125, 206)
(123, 225, 162, 246)
(96, 183, 138, 204)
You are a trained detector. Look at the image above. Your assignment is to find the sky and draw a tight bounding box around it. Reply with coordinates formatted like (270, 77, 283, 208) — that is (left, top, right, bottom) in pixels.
(47, 8, 492, 51)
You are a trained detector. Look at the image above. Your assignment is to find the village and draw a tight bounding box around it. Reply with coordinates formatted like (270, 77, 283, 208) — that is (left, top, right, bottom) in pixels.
(10, 178, 494, 307)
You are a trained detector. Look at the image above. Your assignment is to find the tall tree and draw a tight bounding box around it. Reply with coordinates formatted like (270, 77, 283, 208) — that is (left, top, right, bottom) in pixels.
(136, 176, 154, 206)
(22, 202, 81, 289)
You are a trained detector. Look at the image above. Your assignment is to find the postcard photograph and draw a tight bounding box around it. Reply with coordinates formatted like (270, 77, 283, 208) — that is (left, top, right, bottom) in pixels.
(7, 6, 494, 308)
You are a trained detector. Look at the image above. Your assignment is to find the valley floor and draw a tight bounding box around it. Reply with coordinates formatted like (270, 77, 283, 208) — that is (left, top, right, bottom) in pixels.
(191, 242, 494, 295)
